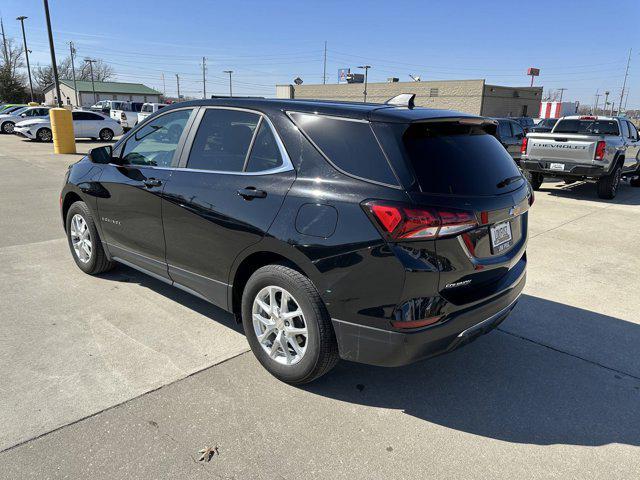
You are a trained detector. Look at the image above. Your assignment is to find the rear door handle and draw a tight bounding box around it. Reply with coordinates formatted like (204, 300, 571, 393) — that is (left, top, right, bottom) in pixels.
(237, 187, 267, 199)
(143, 178, 163, 188)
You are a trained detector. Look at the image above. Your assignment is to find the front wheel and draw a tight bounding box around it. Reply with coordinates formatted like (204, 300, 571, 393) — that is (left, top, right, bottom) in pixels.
(597, 164, 622, 199)
(65, 201, 115, 274)
(241, 265, 339, 384)
(524, 170, 543, 190)
(36, 127, 52, 142)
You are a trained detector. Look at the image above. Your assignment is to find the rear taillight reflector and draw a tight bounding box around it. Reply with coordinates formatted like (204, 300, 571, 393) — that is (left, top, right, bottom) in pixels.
(594, 140, 606, 161)
(520, 136, 528, 155)
(391, 316, 442, 329)
(364, 201, 478, 241)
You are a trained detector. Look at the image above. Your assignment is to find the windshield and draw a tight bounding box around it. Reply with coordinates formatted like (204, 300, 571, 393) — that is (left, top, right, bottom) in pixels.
(553, 119, 619, 135)
(11, 107, 29, 116)
(141, 104, 154, 112)
(402, 122, 524, 195)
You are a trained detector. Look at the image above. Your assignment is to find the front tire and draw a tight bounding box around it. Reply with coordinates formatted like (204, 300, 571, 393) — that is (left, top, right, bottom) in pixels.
(99, 128, 114, 141)
(597, 163, 622, 199)
(1, 121, 15, 134)
(65, 201, 115, 275)
(36, 127, 52, 142)
(241, 265, 339, 384)
(524, 171, 543, 190)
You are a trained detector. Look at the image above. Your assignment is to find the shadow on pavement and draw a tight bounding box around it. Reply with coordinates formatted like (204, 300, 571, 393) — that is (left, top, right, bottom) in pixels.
(303, 294, 640, 447)
(539, 179, 640, 205)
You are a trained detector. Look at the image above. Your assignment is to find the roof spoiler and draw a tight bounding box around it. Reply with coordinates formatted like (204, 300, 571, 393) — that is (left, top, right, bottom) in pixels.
(385, 93, 415, 109)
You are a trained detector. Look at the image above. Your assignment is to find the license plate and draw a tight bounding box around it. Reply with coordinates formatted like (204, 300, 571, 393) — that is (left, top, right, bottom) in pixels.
(549, 162, 564, 171)
(490, 221, 512, 253)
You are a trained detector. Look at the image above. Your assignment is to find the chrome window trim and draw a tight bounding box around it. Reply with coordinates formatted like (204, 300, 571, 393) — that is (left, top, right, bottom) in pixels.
(179, 106, 294, 176)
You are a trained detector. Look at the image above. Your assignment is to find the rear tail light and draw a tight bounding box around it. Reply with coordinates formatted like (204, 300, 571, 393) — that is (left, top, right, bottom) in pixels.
(520, 136, 528, 155)
(364, 201, 478, 240)
(594, 140, 606, 161)
(120, 112, 126, 120)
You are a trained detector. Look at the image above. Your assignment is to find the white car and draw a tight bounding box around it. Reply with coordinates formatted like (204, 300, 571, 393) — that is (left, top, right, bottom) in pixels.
(1, 106, 50, 134)
(137, 102, 167, 124)
(14, 110, 123, 142)
(110, 101, 143, 131)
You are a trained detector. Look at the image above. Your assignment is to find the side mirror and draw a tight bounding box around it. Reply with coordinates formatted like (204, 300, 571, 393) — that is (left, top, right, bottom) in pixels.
(88, 145, 114, 164)
(20, 113, 27, 117)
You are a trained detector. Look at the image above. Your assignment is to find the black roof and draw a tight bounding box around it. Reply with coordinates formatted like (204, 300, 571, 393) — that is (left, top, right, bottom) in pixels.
(168, 97, 482, 123)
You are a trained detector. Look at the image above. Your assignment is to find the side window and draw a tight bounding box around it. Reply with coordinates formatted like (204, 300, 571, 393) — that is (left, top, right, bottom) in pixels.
(628, 122, 639, 141)
(121, 109, 192, 167)
(620, 120, 630, 139)
(289, 112, 398, 186)
(497, 121, 512, 139)
(511, 123, 525, 139)
(72, 111, 81, 121)
(245, 121, 283, 172)
(86, 112, 104, 121)
(186, 109, 259, 172)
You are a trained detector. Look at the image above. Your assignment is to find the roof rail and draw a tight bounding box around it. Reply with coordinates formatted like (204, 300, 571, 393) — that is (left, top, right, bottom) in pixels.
(209, 95, 265, 99)
(385, 93, 416, 109)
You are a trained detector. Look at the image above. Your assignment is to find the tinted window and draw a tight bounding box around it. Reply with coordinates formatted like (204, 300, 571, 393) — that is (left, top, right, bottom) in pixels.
(628, 121, 639, 140)
(497, 121, 511, 139)
(554, 119, 620, 135)
(402, 122, 524, 195)
(290, 112, 397, 186)
(187, 109, 259, 172)
(620, 120, 630, 138)
(141, 104, 153, 113)
(157, 104, 166, 110)
(73, 111, 102, 120)
(245, 121, 283, 172)
(121, 109, 192, 167)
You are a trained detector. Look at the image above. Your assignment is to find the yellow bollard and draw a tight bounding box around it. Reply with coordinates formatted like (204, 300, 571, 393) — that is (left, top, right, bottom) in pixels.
(49, 108, 76, 154)
(27, 102, 39, 107)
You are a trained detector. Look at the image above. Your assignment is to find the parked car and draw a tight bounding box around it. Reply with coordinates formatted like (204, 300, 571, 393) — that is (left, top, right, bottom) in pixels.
(529, 118, 558, 133)
(137, 102, 167, 125)
(510, 116, 535, 133)
(90, 100, 129, 115)
(494, 118, 526, 163)
(0, 104, 27, 114)
(110, 101, 143, 131)
(14, 110, 123, 142)
(521, 115, 640, 198)
(60, 98, 531, 384)
(0, 106, 50, 134)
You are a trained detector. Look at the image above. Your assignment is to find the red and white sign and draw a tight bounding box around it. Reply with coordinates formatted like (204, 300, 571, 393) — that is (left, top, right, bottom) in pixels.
(539, 101, 579, 118)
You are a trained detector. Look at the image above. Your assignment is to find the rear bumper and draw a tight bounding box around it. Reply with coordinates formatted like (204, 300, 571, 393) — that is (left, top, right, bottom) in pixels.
(521, 159, 609, 177)
(332, 270, 525, 367)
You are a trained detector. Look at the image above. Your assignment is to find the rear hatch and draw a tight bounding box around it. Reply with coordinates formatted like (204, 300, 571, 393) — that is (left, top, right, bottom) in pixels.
(369, 119, 531, 306)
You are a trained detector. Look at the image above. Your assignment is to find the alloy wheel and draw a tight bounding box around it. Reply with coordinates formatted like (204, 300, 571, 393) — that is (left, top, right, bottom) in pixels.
(70, 214, 92, 263)
(3, 122, 14, 133)
(252, 285, 308, 365)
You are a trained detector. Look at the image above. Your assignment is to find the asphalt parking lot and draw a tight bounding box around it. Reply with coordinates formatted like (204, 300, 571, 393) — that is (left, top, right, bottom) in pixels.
(0, 134, 639, 479)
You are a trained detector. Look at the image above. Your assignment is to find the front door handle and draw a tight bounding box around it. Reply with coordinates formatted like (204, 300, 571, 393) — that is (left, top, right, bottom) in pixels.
(143, 178, 163, 188)
(237, 187, 267, 200)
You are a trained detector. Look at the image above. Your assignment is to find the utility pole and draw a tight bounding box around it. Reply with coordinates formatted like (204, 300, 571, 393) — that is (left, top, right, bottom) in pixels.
(43, 0, 62, 107)
(16, 16, 34, 102)
(610, 102, 615, 116)
(358, 65, 371, 102)
(202, 57, 207, 99)
(619, 48, 631, 115)
(175, 73, 180, 99)
(223, 70, 233, 97)
(69, 41, 79, 106)
(84, 58, 97, 104)
(593, 90, 600, 114)
(323, 41, 327, 84)
(604, 90, 610, 114)
(161, 73, 165, 96)
(1, 18, 8, 66)
(558, 87, 567, 104)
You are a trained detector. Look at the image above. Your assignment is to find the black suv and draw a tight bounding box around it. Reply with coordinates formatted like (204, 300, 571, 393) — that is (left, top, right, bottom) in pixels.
(60, 98, 532, 384)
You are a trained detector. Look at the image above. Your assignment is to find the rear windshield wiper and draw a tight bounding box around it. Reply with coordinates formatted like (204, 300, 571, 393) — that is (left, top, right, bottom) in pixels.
(496, 175, 523, 188)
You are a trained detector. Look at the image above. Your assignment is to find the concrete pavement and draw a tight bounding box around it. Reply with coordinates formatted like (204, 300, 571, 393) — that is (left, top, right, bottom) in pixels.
(0, 134, 639, 479)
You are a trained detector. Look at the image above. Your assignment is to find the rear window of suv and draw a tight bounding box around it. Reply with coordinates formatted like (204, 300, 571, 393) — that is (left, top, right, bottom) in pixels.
(289, 112, 398, 186)
(553, 119, 620, 135)
(402, 122, 524, 195)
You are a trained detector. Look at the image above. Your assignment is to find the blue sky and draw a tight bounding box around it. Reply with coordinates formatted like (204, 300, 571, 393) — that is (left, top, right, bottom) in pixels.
(1, 0, 638, 108)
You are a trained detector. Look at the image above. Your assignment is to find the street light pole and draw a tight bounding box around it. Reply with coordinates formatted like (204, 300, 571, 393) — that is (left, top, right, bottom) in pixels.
(224, 70, 233, 97)
(16, 16, 33, 102)
(84, 58, 97, 104)
(357, 65, 371, 102)
(69, 41, 79, 106)
(43, 0, 62, 107)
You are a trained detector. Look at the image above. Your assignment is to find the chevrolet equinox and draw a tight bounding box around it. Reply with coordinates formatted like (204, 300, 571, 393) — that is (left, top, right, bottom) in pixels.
(60, 96, 532, 384)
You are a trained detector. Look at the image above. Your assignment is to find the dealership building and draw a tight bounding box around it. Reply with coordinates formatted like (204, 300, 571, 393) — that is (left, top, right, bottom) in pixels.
(276, 79, 543, 118)
(43, 80, 162, 108)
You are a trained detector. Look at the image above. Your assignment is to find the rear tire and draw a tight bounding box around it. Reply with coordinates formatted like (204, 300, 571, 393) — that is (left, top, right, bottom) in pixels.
(597, 163, 622, 199)
(241, 265, 339, 384)
(99, 128, 114, 141)
(36, 127, 52, 142)
(65, 201, 115, 275)
(524, 171, 543, 190)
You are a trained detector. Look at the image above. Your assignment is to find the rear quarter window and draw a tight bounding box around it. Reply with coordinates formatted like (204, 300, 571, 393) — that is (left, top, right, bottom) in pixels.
(289, 112, 398, 186)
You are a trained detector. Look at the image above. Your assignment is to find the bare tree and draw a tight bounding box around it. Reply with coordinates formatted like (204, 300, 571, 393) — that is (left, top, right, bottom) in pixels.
(542, 89, 562, 102)
(34, 57, 115, 91)
(0, 37, 27, 102)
